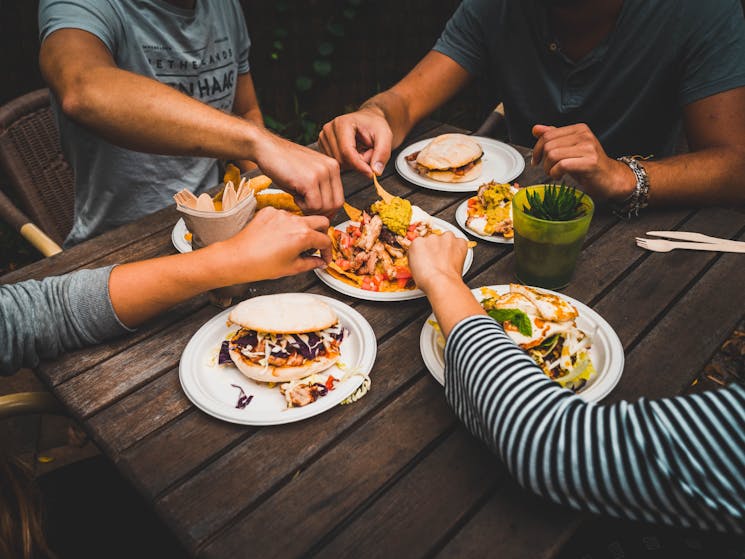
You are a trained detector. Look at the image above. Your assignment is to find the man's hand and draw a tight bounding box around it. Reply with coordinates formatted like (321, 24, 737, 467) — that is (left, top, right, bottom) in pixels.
(318, 106, 394, 177)
(110, 208, 331, 327)
(251, 130, 344, 217)
(216, 207, 332, 282)
(531, 124, 635, 201)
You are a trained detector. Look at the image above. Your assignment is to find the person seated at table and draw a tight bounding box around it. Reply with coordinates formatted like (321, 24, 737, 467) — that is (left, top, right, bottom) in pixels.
(0, 207, 329, 558)
(407, 232, 745, 534)
(38, 0, 343, 247)
(319, 0, 745, 213)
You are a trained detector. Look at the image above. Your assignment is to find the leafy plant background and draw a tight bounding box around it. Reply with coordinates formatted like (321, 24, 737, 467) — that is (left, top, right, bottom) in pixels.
(0, 0, 487, 273)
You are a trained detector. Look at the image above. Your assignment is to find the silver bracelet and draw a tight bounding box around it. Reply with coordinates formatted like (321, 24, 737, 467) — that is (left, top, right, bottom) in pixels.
(613, 156, 650, 219)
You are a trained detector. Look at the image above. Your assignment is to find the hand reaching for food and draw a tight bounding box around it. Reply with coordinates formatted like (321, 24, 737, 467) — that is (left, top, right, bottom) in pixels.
(408, 232, 468, 294)
(318, 106, 394, 177)
(251, 129, 344, 218)
(531, 123, 636, 201)
(217, 207, 332, 281)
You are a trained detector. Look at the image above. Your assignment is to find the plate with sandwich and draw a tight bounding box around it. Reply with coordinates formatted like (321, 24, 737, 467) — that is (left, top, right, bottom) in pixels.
(419, 284, 624, 402)
(455, 181, 520, 244)
(315, 179, 473, 301)
(180, 293, 376, 425)
(395, 133, 525, 193)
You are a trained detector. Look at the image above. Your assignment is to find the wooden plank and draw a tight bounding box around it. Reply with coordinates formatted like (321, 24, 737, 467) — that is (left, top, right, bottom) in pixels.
(591, 207, 744, 348)
(198, 377, 455, 559)
(608, 226, 745, 402)
(119, 409, 251, 497)
(313, 428, 500, 559)
(435, 480, 582, 559)
(155, 316, 431, 548)
(85, 368, 191, 455)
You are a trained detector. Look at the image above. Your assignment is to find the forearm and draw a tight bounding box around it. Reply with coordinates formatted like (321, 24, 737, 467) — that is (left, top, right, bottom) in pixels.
(360, 90, 415, 150)
(0, 267, 129, 375)
(445, 316, 745, 533)
(644, 146, 745, 206)
(53, 66, 266, 162)
(421, 276, 485, 338)
(109, 241, 249, 327)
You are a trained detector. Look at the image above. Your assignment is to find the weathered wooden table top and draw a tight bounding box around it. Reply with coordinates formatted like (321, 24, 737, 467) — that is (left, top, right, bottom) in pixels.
(4, 121, 744, 558)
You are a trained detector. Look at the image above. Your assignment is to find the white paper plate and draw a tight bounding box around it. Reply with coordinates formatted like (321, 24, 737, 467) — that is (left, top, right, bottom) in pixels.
(179, 295, 376, 425)
(171, 188, 286, 253)
(314, 216, 473, 301)
(395, 136, 525, 193)
(419, 285, 624, 402)
(172, 218, 192, 253)
(454, 198, 514, 245)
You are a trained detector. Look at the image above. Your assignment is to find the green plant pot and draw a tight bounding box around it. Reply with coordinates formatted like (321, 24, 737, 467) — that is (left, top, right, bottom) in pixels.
(512, 185, 594, 290)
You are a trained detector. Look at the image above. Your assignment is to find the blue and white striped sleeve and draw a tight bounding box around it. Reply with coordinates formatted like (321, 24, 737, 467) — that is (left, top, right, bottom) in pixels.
(444, 315, 745, 534)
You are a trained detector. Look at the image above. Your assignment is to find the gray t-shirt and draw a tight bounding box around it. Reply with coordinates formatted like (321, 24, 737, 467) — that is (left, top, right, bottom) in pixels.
(434, 0, 745, 157)
(0, 266, 131, 376)
(39, 0, 251, 246)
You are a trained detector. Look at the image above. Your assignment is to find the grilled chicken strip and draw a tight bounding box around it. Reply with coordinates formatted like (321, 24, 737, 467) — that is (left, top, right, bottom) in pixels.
(356, 215, 383, 251)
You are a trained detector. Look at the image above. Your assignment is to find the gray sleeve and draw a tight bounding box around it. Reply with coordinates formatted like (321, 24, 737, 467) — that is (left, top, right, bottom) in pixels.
(229, 0, 251, 74)
(678, 0, 745, 106)
(38, 0, 121, 54)
(432, 0, 492, 77)
(0, 266, 133, 376)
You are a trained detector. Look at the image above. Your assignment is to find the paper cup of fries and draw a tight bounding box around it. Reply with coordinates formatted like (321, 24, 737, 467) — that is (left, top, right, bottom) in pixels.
(174, 178, 259, 307)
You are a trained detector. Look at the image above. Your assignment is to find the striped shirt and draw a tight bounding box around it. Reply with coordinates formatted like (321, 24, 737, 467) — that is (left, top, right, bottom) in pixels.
(444, 315, 745, 533)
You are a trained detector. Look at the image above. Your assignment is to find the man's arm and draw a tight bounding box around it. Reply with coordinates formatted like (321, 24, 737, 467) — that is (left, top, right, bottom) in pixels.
(532, 87, 745, 206)
(0, 208, 331, 375)
(318, 51, 472, 175)
(39, 29, 343, 214)
(232, 72, 263, 172)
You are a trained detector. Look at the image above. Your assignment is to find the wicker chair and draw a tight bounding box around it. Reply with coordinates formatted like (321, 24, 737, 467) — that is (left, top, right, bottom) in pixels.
(0, 88, 74, 256)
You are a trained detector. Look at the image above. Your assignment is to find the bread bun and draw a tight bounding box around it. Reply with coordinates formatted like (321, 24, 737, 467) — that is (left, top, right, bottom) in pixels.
(421, 160, 482, 183)
(229, 293, 337, 334)
(229, 348, 340, 383)
(416, 134, 482, 169)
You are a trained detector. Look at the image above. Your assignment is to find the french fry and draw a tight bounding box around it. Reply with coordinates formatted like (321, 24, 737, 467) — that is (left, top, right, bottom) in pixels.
(247, 175, 272, 193)
(256, 192, 302, 214)
(223, 163, 242, 188)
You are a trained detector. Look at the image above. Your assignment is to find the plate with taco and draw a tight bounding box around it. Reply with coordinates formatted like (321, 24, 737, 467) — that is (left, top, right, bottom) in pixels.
(419, 284, 624, 402)
(315, 185, 473, 301)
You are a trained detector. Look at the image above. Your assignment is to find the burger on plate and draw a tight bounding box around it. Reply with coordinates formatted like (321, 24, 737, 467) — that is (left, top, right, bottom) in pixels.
(406, 133, 483, 183)
(223, 294, 345, 383)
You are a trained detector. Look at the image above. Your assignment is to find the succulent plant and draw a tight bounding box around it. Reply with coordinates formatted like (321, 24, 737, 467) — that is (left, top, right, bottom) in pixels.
(523, 183, 588, 221)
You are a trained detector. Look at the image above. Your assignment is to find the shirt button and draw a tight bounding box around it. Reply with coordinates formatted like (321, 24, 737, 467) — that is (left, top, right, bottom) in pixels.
(549, 42, 558, 52)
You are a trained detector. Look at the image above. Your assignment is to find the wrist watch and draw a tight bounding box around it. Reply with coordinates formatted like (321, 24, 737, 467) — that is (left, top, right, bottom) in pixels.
(613, 156, 650, 219)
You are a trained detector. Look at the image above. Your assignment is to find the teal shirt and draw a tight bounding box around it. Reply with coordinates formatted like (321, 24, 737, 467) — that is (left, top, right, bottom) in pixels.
(39, 0, 251, 246)
(434, 0, 745, 157)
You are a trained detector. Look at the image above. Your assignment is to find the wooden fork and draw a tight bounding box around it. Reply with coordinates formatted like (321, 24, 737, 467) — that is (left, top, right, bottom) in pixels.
(636, 237, 745, 253)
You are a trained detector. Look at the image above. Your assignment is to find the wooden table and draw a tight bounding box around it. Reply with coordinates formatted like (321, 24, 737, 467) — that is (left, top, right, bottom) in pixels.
(4, 121, 744, 558)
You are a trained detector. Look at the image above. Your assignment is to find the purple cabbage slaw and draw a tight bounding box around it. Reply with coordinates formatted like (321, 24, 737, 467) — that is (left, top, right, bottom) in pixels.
(223, 325, 347, 362)
(230, 384, 254, 409)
